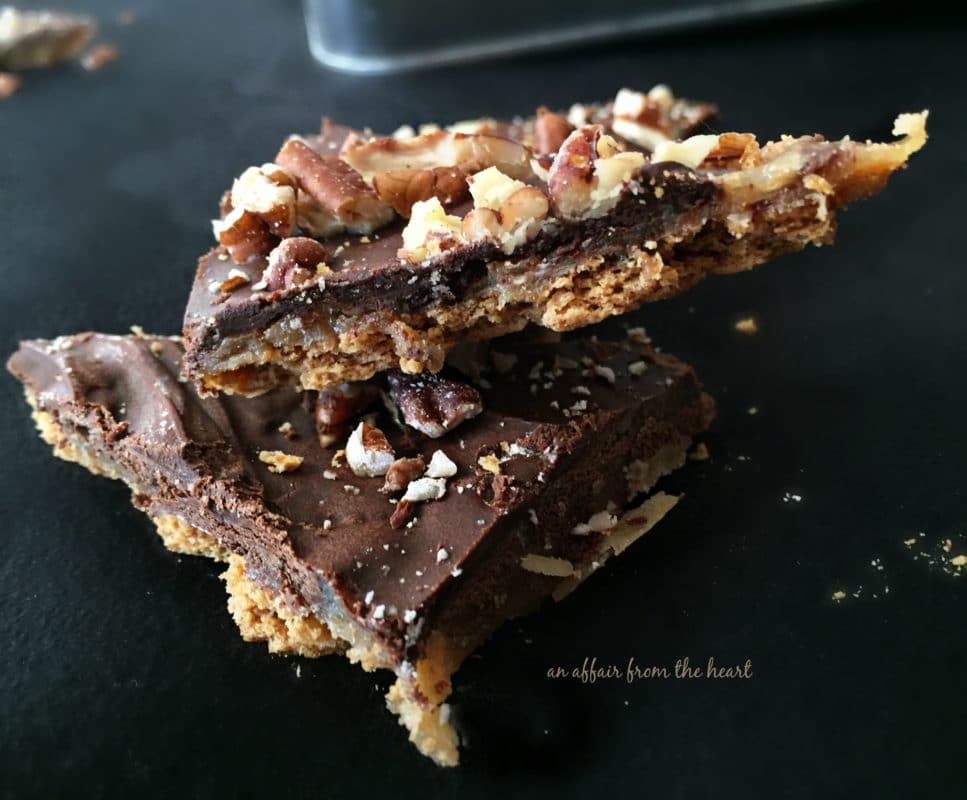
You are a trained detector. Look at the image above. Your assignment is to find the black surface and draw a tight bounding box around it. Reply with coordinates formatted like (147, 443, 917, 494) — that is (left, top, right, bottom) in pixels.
(2, 2, 965, 798)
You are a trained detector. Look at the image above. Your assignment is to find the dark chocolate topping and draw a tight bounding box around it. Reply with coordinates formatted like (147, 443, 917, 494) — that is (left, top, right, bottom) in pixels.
(9, 329, 710, 659)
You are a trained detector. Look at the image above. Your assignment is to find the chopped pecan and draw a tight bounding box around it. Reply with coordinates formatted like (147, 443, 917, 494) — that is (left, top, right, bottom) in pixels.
(276, 138, 395, 236)
(80, 42, 118, 71)
(341, 129, 533, 184)
(534, 106, 573, 155)
(214, 207, 279, 264)
(260, 237, 328, 292)
(214, 164, 297, 263)
(314, 383, 380, 447)
(381, 456, 426, 494)
(386, 370, 483, 438)
(547, 125, 644, 220)
(0, 71, 20, 98)
(462, 167, 549, 253)
(699, 132, 761, 170)
(398, 197, 464, 263)
(345, 422, 396, 478)
(372, 166, 467, 218)
(229, 165, 297, 235)
(389, 499, 417, 529)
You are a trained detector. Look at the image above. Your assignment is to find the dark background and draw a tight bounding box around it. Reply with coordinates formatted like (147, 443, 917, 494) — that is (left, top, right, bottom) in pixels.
(1, 1, 964, 797)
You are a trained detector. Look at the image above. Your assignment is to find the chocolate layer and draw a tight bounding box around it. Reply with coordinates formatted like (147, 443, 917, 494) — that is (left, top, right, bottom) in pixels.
(9, 330, 712, 663)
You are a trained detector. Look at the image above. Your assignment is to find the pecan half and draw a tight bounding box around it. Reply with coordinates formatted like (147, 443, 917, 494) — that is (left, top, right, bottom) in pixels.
(260, 237, 329, 292)
(276, 138, 395, 235)
(372, 166, 467, 218)
(385, 370, 483, 438)
(341, 129, 533, 184)
(534, 106, 573, 155)
(314, 383, 380, 447)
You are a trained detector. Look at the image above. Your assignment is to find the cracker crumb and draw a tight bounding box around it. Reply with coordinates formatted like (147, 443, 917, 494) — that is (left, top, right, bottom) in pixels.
(322, 469, 337, 480)
(734, 317, 758, 334)
(747, 406, 759, 415)
(277, 421, 295, 438)
(952, 555, 967, 567)
(478, 454, 502, 475)
(832, 590, 846, 602)
(689, 442, 710, 461)
(258, 450, 303, 473)
(81, 43, 119, 71)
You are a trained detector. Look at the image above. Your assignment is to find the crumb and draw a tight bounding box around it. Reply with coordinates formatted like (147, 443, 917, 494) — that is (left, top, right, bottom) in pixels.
(734, 317, 758, 334)
(277, 421, 295, 439)
(747, 406, 759, 415)
(832, 590, 846, 602)
(323, 519, 332, 530)
(689, 442, 710, 461)
(295, 664, 302, 678)
(477, 454, 501, 475)
(942, 539, 953, 553)
(952, 555, 967, 567)
(81, 43, 119, 71)
(258, 450, 303, 473)
(0, 72, 21, 99)
(117, 10, 136, 25)
(149, 342, 163, 355)
(903, 538, 917, 546)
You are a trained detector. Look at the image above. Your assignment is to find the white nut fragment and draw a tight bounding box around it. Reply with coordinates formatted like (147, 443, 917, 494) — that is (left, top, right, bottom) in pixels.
(610, 85, 674, 150)
(571, 510, 618, 535)
(399, 197, 463, 263)
(258, 450, 304, 474)
(230, 165, 297, 234)
(464, 166, 549, 254)
(425, 450, 458, 479)
(402, 477, 447, 503)
(651, 134, 720, 169)
(345, 422, 396, 478)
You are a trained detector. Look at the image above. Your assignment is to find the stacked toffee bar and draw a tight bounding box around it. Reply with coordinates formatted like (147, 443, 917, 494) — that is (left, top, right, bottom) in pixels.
(8, 86, 926, 765)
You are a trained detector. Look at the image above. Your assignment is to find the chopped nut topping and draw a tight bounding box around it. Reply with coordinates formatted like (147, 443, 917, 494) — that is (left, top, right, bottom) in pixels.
(463, 167, 549, 254)
(214, 164, 297, 263)
(548, 126, 645, 220)
(381, 456, 426, 494)
(425, 450, 457, 479)
(402, 477, 446, 503)
(260, 236, 328, 292)
(386, 370, 483, 438)
(314, 383, 379, 447)
(372, 166, 467, 218)
(534, 106, 574, 155)
(345, 422, 396, 478)
(399, 197, 463, 262)
(341, 128, 534, 185)
(651, 134, 720, 170)
(258, 450, 304, 473)
(276, 138, 394, 236)
(627, 360, 648, 376)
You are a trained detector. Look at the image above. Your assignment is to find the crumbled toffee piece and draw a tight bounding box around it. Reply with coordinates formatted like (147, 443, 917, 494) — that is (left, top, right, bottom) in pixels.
(181, 91, 926, 397)
(0, 7, 94, 69)
(8, 329, 713, 766)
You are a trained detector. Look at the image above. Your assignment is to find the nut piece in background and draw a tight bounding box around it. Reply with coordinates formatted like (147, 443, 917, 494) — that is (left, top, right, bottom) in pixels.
(80, 43, 118, 72)
(0, 7, 95, 70)
(372, 166, 467, 218)
(0, 70, 19, 97)
(215, 164, 297, 263)
(386, 370, 483, 438)
(314, 383, 380, 447)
